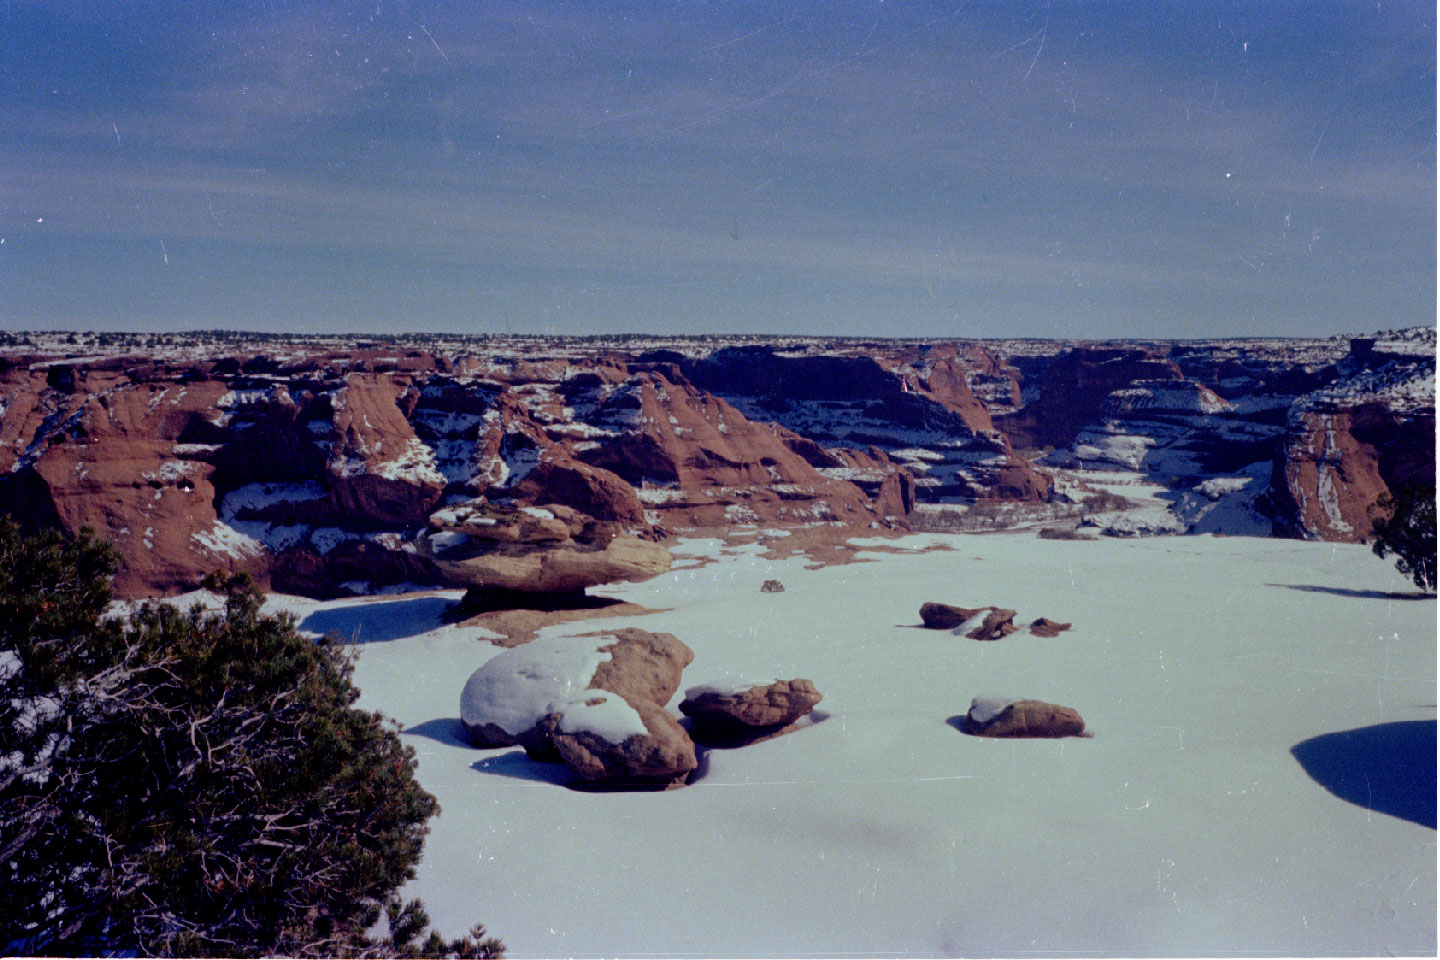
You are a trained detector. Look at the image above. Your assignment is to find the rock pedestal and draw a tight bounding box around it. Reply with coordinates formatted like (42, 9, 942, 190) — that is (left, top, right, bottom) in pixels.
(420, 501, 671, 594)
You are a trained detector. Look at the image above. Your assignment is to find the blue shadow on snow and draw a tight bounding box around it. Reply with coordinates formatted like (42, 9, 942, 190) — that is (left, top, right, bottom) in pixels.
(401, 717, 470, 749)
(472, 749, 579, 787)
(298, 596, 455, 644)
(1290, 720, 1437, 829)
(1268, 583, 1434, 601)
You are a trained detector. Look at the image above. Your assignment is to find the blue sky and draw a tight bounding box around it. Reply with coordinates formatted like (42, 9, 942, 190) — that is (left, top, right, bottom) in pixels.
(0, 1, 1432, 338)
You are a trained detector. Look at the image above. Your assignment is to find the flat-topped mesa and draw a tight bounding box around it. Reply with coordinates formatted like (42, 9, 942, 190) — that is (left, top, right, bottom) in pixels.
(417, 501, 671, 595)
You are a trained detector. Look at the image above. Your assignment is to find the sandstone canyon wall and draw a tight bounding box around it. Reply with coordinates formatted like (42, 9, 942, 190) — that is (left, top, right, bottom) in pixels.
(0, 327, 1430, 598)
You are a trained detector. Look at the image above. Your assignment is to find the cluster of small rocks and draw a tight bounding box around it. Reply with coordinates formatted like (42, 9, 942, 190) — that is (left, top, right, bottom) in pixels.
(918, 602, 1085, 738)
(919, 602, 1071, 639)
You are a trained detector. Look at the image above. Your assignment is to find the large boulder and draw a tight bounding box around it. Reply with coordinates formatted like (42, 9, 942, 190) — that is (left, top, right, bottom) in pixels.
(965, 698, 1086, 738)
(543, 695, 697, 788)
(588, 628, 695, 708)
(679, 678, 822, 744)
(510, 459, 648, 526)
(458, 629, 698, 783)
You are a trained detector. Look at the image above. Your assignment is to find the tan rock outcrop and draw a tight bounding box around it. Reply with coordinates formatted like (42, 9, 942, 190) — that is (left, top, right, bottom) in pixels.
(1272, 404, 1435, 543)
(420, 501, 671, 594)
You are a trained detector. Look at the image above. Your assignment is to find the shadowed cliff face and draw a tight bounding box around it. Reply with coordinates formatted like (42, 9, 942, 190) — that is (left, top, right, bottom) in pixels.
(0, 331, 1430, 597)
(995, 348, 1186, 454)
(0, 348, 913, 597)
(682, 347, 1049, 502)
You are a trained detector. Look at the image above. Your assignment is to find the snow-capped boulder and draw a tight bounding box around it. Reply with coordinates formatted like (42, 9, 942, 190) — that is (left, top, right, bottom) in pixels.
(543, 695, 697, 788)
(458, 629, 696, 768)
(459, 635, 608, 749)
(965, 698, 1086, 738)
(679, 678, 822, 742)
(1028, 618, 1072, 638)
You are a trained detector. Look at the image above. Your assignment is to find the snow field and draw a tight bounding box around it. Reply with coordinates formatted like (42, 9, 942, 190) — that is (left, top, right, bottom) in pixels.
(272, 534, 1432, 957)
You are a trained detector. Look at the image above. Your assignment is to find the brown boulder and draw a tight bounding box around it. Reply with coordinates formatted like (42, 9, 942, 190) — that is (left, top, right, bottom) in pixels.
(966, 698, 1086, 738)
(545, 696, 697, 789)
(761, 579, 785, 593)
(1029, 617, 1072, 638)
(459, 629, 696, 762)
(589, 628, 695, 708)
(919, 602, 981, 629)
(461, 719, 518, 749)
(679, 678, 822, 743)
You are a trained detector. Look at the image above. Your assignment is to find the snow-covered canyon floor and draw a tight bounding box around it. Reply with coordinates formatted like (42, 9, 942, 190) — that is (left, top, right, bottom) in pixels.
(265, 533, 1434, 957)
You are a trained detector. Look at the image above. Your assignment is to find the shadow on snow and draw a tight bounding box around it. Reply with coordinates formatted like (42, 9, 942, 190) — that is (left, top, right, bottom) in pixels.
(401, 717, 470, 749)
(471, 749, 580, 787)
(1291, 720, 1437, 829)
(1268, 583, 1435, 601)
(299, 596, 455, 643)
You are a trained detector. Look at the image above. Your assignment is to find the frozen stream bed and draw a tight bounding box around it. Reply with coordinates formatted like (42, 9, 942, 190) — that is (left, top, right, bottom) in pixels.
(264, 533, 1435, 957)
